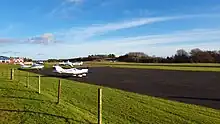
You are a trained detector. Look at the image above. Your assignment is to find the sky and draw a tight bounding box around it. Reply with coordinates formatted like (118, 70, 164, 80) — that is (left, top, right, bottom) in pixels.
(0, 0, 220, 60)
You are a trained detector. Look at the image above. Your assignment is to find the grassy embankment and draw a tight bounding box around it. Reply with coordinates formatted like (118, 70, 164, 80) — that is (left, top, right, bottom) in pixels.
(0, 64, 220, 123)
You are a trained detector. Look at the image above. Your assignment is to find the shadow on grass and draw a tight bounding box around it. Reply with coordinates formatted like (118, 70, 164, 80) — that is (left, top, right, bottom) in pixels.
(0, 96, 53, 103)
(168, 96, 220, 101)
(0, 87, 37, 93)
(0, 109, 94, 124)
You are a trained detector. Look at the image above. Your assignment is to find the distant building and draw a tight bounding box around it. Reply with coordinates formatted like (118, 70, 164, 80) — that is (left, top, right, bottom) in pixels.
(0, 56, 25, 64)
(0, 56, 10, 63)
(10, 57, 24, 64)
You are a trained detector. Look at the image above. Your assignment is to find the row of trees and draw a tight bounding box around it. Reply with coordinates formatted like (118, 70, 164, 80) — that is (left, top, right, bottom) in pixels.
(46, 54, 116, 62)
(45, 48, 220, 63)
(117, 49, 220, 63)
(23, 57, 33, 62)
(69, 54, 116, 62)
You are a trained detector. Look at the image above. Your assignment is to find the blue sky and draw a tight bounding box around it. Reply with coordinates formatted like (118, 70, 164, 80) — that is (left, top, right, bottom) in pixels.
(1, 0, 220, 60)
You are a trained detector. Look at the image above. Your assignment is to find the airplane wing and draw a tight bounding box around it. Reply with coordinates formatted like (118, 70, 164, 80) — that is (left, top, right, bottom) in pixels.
(20, 62, 32, 68)
(31, 63, 44, 69)
(21, 65, 32, 68)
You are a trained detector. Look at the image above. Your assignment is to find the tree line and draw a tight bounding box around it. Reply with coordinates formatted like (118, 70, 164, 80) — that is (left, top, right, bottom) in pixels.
(117, 48, 220, 63)
(45, 48, 220, 63)
(46, 54, 116, 62)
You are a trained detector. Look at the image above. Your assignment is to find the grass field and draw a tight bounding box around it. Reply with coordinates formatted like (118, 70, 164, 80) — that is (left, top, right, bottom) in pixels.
(107, 64, 220, 72)
(86, 61, 220, 66)
(83, 61, 220, 72)
(45, 61, 220, 67)
(1, 64, 220, 124)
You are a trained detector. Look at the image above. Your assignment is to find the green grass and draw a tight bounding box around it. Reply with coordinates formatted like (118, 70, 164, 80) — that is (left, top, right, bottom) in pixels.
(46, 61, 220, 67)
(45, 61, 220, 72)
(107, 64, 220, 72)
(86, 61, 220, 66)
(1, 64, 220, 123)
(83, 61, 220, 72)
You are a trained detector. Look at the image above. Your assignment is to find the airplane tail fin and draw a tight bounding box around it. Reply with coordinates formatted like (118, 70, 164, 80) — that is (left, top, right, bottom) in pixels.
(20, 62, 24, 66)
(53, 65, 64, 73)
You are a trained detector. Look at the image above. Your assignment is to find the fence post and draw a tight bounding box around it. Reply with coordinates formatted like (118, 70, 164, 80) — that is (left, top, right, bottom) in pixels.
(10, 69, 14, 80)
(38, 76, 41, 94)
(26, 72, 29, 88)
(57, 79, 61, 104)
(98, 88, 102, 124)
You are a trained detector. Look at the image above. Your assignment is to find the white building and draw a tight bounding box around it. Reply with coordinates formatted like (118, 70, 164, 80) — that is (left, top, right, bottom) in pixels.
(0, 56, 10, 63)
(11, 57, 24, 63)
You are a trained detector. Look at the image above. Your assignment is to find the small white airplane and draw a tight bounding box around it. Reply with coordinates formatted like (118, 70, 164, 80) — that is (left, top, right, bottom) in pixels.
(59, 60, 72, 66)
(72, 61, 83, 66)
(20, 63, 32, 68)
(31, 64, 44, 69)
(59, 60, 83, 67)
(53, 65, 88, 77)
(20, 62, 44, 69)
(36, 61, 44, 64)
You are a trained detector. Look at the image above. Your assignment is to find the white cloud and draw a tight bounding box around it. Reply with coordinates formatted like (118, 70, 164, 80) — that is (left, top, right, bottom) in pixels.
(41, 41, 220, 59)
(1, 51, 20, 54)
(3, 39, 219, 60)
(0, 33, 61, 45)
(44, 28, 220, 59)
(0, 38, 16, 43)
(3, 13, 220, 59)
(1, 51, 20, 56)
(57, 14, 220, 42)
(111, 29, 220, 47)
(25, 33, 58, 45)
(57, 16, 175, 41)
(47, 0, 83, 19)
(58, 17, 169, 41)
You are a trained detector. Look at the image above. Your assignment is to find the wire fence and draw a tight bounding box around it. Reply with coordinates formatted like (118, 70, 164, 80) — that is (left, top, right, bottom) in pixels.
(0, 68, 102, 124)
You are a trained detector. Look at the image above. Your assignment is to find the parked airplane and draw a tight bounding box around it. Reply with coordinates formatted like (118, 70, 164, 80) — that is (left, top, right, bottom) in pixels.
(31, 63, 44, 69)
(59, 60, 83, 67)
(20, 63, 32, 68)
(53, 65, 88, 77)
(36, 61, 44, 64)
(20, 62, 44, 70)
(72, 61, 83, 66)
(59, 60, 72, 66)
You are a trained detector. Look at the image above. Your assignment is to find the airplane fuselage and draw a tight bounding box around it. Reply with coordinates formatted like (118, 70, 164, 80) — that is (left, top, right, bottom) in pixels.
(53, 65, 88, 77)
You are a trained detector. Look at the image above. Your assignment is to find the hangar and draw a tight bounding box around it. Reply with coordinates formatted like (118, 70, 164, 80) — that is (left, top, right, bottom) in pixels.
(0, 56, 10, 63)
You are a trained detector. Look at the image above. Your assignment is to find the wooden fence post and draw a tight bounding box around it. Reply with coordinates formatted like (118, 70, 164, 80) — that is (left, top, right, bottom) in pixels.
(10, 69, 14, 80)
(38, 76, 41, 94)
(57, 79, 61, 104)
(98, 88, 102, 124)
